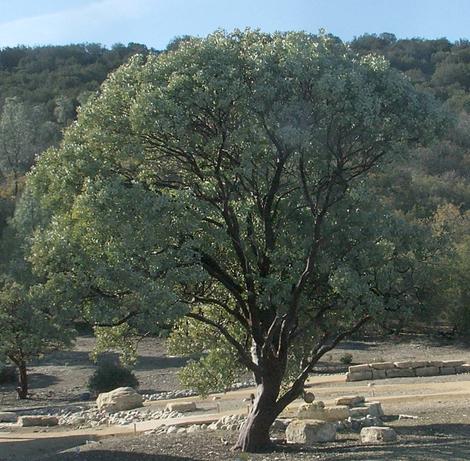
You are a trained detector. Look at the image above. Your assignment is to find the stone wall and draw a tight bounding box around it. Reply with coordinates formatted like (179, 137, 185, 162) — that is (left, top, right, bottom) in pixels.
(346, 360, 470, 382)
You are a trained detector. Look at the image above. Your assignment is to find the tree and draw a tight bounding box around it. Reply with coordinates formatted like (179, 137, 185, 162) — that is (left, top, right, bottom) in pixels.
(22, 31, 444, 451)
(0, 278, 75, 398)
(0, 98, 36, 196)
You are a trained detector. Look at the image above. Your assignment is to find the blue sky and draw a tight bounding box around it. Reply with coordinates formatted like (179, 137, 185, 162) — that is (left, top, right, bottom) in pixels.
(0, 0, 469, 49)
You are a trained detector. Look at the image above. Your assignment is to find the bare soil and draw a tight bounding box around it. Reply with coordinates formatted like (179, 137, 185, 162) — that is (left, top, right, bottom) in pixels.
(2, 333, 470, 460)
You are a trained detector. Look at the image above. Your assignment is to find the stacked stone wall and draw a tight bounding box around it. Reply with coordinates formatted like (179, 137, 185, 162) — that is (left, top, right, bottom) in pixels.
(346, 360, 470, 382)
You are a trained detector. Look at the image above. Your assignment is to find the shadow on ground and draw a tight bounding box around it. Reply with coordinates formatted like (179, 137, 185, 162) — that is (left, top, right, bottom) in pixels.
(28, 373, 61, 389)
(38, 452, 194, 461)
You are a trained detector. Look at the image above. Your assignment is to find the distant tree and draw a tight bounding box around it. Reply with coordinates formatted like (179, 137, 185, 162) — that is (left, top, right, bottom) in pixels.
(0, 278, 75, 398)
(0, 98, 36, 196)
(20, 31, 444, 451)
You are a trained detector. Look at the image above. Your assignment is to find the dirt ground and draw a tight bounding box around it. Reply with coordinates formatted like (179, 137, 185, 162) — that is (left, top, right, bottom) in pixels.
(2, 334, 470, 460)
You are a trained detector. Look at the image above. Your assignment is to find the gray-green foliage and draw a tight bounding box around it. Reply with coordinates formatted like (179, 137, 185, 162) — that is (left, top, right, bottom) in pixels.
(20, 31, 443, 421)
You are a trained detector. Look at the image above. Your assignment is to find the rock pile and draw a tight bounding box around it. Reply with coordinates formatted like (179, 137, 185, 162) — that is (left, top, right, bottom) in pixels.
(347, 360, 470, 381)
(58, 407, 184, 428)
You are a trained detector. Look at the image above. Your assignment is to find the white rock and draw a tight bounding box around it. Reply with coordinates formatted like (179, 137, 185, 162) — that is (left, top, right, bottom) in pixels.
(298, 404, 350, 421)
(165, 401, 197, 413)
(360, 426, 397, 443)
(286, 419, 336, 444)
(96, 387, 143, 413)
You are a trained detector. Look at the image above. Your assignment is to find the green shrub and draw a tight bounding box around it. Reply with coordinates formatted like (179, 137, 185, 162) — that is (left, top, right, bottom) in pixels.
(87, 361, 139, 394)
(0, 365, 17, 384)
(339, 352, 353, 365)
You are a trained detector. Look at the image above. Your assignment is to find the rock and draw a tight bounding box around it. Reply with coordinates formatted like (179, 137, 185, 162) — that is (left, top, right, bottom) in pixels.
(415, 366, 439, 377)
(19, 416, 59, 427)
(457, 364, 470, 373)
(335, 396, 365, 407)
(166, 425, 177, 433)
(365, 402, 384, 417)
(303, 391, 315, 403)
(298, 404, 350, 421)
(271, 419, 287, 432)
(442, 360, 465, 367)
(349, 407, 369, 417)
(360, 426, 397, 443)
(0, 412, 17, 423)
(385, 368, 415, 378)
(372, 369, 387, 379)
(186, 424, 200, 433)
(346, 370, 373, 381)
(286, 419, 336, 444)
(398, 414, 418, 420)
(96, 387, 143, 413)
(165, 401, 197, 413)
(394, 361, 427, 369)
(348, 364, 370, 373)
(440, 366, 456, 375)
(369, 362, 395, 370)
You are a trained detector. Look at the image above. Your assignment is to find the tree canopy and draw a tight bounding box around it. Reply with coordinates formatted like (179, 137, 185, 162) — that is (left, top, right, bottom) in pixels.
(21, 30, 445, 451)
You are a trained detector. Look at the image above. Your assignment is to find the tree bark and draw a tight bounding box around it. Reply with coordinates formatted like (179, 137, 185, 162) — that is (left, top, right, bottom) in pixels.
(234, 379, 282, 452)
(16, 362, 28, 399)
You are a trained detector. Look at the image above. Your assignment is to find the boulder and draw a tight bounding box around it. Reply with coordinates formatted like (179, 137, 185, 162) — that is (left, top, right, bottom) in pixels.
(96, 387, 143, 413)
(427, 360, 444, 367)
(365, 402, 384, 417)
(19, 416, 58, 427)
(385, 368, 414, 378)
(335, 396, 365, 407)
(369, 362, 395, 370)
(346, 370, 373, 381)
(165, 401, 197, 413)
(415, 366, 439, 377)
(298, 403, 349, 421)
(0, 412, 17, 423)
(286, 419, 336, 444)
(360, 426, 397, 444)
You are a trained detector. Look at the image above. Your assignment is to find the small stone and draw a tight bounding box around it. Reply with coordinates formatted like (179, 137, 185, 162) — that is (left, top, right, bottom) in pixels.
(302, 392, 315, 403)
(360, 426, 397, 444)
(165, 401, 197, 413)
(335, 396, 365, 407)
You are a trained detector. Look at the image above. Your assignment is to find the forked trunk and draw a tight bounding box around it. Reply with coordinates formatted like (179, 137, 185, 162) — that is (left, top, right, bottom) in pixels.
(17, 363, 28, 399)
(234, 381, 280, 452)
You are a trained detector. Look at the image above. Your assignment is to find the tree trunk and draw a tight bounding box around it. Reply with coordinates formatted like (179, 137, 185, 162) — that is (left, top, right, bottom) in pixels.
(16, 362, 28, 399)
(234, 380, 280, 452)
